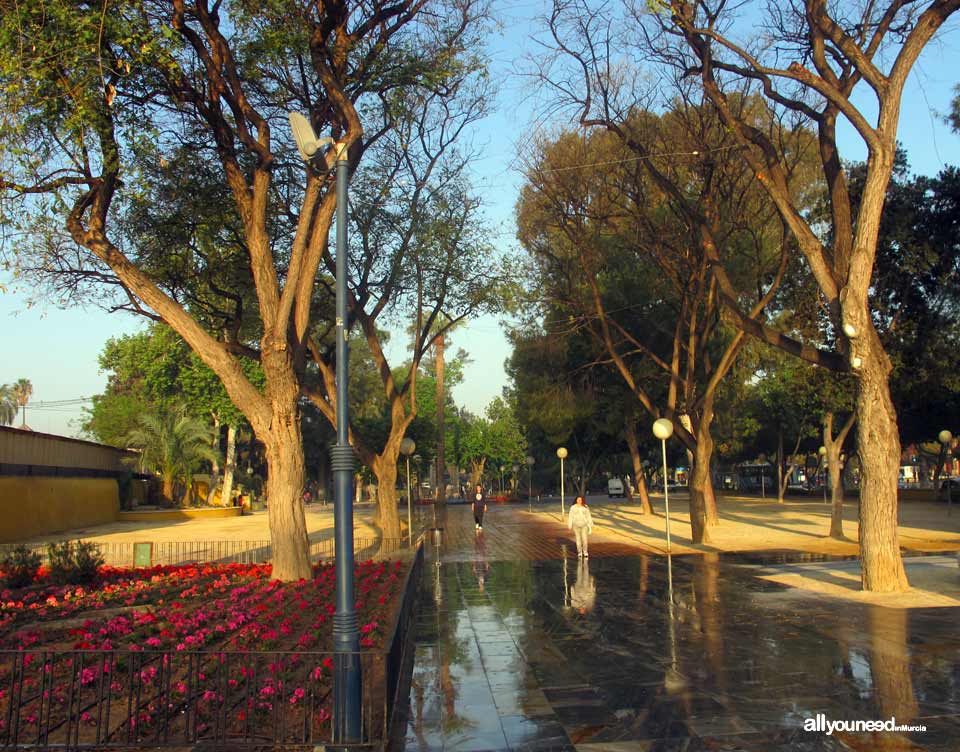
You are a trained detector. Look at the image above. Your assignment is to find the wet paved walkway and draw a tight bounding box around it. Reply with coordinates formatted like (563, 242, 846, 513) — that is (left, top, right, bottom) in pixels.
(397, 505, 960, 751)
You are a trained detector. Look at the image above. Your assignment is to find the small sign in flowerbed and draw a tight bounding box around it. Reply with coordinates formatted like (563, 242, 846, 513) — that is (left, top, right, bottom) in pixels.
(0, 559, 406, 748)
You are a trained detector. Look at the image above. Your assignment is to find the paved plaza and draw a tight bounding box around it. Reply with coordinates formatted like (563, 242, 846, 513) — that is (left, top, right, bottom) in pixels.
(397, 503, 960, 752)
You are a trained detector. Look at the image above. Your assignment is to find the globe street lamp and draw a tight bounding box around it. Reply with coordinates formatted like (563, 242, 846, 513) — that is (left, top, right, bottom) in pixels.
(499, 465, 506, 494)
(557, 447, 568, 517)
(400, 438, 416, 544)
(818, 446, 827, 504)
(652, 419, 674, 552)
(940, 430, 953, 514)
(525, 455, 535, 511)
(289, 113, 360, 741)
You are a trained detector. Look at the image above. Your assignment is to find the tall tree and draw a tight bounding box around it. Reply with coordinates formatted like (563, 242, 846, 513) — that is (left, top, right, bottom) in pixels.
(124, 407, 219, 505)
(636, 0, 959, 591)
(0, 385, 16, 426)
(0, 0, 489, 579)
(516, 118, 801, 542)
(12, 378, 32, 428)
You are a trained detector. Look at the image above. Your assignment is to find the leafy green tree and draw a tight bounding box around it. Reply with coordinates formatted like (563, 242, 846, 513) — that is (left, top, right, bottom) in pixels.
(0, 385, 16, 426)
(85, 324, 262, 505)
(11, 379, 31, 427)
(638, 0, 959, 592)
(0, 0, 491, 580)
(124, 407, 219, 506)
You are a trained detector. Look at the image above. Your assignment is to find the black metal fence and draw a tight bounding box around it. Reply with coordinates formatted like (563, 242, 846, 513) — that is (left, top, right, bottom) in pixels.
(0, 648, 386, 749)
(0, 536, 427, 749)
(0, 537, 413, 568)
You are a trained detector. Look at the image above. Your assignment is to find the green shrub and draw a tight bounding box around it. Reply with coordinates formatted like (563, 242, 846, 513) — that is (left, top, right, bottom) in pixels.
(46, 540, 104, 585)
(1, 545, 42, 589)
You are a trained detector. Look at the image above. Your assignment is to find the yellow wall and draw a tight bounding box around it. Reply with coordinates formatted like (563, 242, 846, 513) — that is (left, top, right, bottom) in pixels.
(0, 477, 120, 543)
(119, 507, 241, 522)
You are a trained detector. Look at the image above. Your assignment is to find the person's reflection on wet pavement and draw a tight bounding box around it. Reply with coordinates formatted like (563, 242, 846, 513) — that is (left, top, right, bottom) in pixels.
(472, 527, 489, 591)
(569, 556, 596, 614)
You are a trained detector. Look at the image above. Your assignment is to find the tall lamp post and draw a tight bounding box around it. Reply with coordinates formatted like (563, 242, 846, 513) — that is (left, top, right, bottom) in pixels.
(652, 419, 674, 552)
(288, 113, 360, 741)
(499, 465, 505, 494)
(400, 438, 416, 544)
(818, 446, 827, 504)
(557, 447, 568, 517)
(940, 430, 953, 515)
(526, 456, 535, 511)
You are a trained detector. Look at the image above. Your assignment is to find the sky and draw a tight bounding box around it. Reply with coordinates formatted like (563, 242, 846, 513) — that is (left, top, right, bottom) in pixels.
(2, 2, 960, 437)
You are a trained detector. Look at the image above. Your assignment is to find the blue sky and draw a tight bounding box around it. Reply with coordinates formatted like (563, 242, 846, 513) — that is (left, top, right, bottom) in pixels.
(2, 2, 959, 436)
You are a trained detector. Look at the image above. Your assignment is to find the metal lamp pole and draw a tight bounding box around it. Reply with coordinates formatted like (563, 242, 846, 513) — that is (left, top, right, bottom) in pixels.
(818, 446, 827, 504)
(526, 456, 535, 511)
(557, 447, 568, 518)
(401, 438, 416, 544)
(940, 430, 953, 515)
(653, 419, 674, 552)
(288, 114, 361, 742)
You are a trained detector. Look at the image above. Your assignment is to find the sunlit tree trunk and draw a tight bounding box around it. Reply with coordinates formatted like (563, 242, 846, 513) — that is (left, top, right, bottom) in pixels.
(221, 424, 238, 507)
(625, 422, 653, 514)
(855, 331, 909, 591)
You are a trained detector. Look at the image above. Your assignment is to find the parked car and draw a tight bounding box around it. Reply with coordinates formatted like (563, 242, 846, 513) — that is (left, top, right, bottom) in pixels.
(608, 477, 626, 498)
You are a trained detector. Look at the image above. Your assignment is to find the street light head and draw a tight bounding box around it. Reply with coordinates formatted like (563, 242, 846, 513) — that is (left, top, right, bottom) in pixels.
(400, 437, 416, 456)
(652, 418, 674, 440)
(939, 430, 953, 446)
(818, 446, 827, 456)
(526, 455, 535, 466)
(289, 112, 334, 162)
(556, 447, 568, 459)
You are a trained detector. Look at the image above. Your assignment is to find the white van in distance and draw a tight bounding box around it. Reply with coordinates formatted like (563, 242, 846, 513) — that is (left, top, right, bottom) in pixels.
(608, 477, 625, 498)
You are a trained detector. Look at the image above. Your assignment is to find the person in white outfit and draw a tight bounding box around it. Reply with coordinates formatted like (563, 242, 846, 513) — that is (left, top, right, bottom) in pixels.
(567, 495, 594, 557)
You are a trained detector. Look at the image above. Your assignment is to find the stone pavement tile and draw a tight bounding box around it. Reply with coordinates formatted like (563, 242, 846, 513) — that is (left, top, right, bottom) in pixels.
(499, 714, 574, 748)
(491, 688, 555, 718)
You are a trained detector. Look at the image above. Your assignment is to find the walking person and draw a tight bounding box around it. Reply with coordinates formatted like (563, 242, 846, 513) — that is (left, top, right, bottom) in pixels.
(472, 483, 487, 531)
(567, 495, 594, 557)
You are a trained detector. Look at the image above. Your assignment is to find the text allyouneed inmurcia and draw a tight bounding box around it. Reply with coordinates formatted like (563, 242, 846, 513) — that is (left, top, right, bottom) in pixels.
(804, 714, 926, 735)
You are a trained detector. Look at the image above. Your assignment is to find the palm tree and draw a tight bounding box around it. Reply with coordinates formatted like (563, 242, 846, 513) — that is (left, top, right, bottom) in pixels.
(124, 407, 220, 506)
(0, 385, 16, 426)
(12, 378, 32, 427)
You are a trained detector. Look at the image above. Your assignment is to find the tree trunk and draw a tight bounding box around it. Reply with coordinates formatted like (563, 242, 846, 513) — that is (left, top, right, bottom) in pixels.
(827, 445, 845, 540)
(221, 424, 238, 507)
(689, 450, 712, 545)
(692, 404, 719, 528)
(856, 337, 909, 591)
(263, 417, 311, 581)
(371, 452, 402, 540)
(209, 413, 221, 500)
(162, 474, 175, 505)
(625, 422, 653, 514)
(435, 333, 446, 502)
(776, 428, 785, 504)
(469, 459, 486, 489)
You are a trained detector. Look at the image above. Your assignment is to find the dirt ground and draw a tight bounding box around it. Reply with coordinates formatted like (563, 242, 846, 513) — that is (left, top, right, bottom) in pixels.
(21, 502, 382, 545)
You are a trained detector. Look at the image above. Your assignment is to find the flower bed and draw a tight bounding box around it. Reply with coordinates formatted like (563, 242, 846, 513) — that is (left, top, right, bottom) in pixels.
(0, 559, 407, 747)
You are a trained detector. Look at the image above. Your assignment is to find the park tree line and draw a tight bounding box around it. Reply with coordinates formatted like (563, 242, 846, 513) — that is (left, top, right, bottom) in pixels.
(1, 0, 958, 590)
(510, 0, 960, 591)
(0, 0, 510, 580)
(83, 322, 529, 512)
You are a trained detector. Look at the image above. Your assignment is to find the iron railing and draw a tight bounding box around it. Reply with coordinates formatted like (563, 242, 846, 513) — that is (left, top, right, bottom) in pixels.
(0, 649, 386, 749)
(0, 537, 415, 568)
(0, 538, 427, 749)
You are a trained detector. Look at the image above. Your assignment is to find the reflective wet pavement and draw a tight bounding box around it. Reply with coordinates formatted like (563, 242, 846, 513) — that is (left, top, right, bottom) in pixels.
(396, 506, 960, 751)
